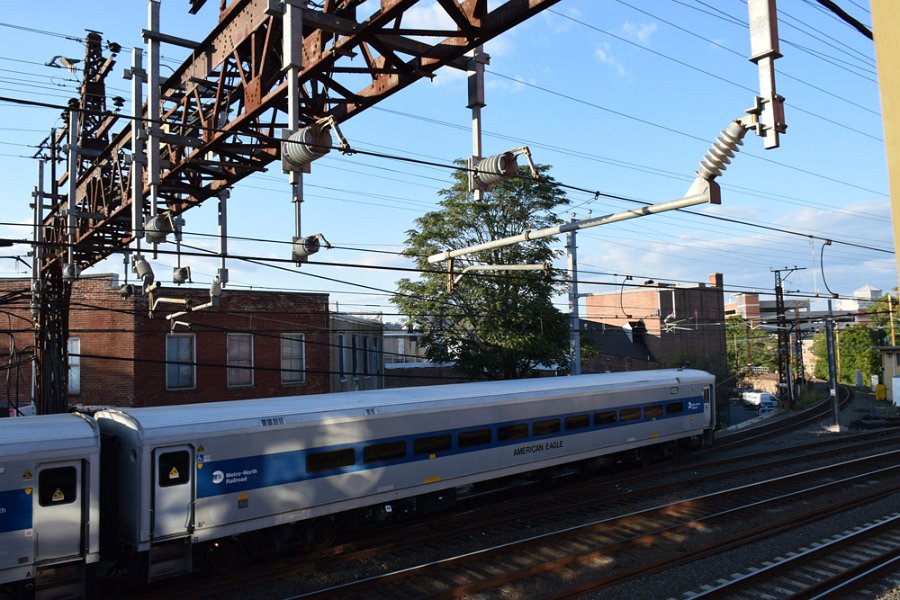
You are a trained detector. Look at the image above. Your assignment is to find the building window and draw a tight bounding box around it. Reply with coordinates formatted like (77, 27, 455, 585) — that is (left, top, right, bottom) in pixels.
(166, 334, 196, 390)
(227, 333, 254, 388)
(363, 337, 370, 377)
(67, 337, 80, 395)
(281, 333, 306, 385)
(351, 335, 359, 378)
(371, 337, 380, 378)
(338, 334, 347, 381)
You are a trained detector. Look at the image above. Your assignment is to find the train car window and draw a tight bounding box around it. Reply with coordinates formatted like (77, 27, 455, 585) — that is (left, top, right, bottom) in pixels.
(307, 448, 355, 473)
(363, 441, 407, 464)
(413, 434, 452, 455)
(620, 407, 641, 422)
(593, 411, 617, 426)
(458, 428, 492, 448)
(38, 466, 77, 506)
(565, 415, 590, 431)
(644, 405, 664, 419)
(498, 423, 528, 441)
(158, 451, 191, 487)
(667, 401, 684, 414)
(532, 419, 561, 436)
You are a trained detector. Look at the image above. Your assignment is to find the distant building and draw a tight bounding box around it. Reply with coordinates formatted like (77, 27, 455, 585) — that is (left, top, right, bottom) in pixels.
(579, 320, 656, 373)
(725, 292, 810, 326)
(875, 345, 900, 404)
(840, 284, 883, 313)
(383, 331, 428, 364)
(381, 330, 470, 388)
(2, 274, 331, 413)
(330, 313, 384, 392)
(584, 273, 727, 378)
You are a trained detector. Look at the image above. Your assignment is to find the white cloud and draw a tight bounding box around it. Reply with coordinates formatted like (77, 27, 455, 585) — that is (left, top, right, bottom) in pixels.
(621, 21, 657, 45)
(594, 43, 626, 77)
(404, 2, 456, 30)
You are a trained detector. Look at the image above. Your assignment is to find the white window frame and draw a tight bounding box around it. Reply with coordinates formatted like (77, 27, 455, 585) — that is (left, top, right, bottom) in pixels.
(280, 333, 306, 385)
(166, 333, 196, 390)
(227, 333, 254, 388)
(67, 337, 81, 395)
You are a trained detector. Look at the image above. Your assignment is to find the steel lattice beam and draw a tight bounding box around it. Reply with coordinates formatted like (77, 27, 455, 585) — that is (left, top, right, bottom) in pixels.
(40, 0, 562, 276)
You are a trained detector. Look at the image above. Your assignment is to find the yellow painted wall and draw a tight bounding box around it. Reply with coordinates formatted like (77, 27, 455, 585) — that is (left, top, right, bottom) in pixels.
(872, 1, 900, 283)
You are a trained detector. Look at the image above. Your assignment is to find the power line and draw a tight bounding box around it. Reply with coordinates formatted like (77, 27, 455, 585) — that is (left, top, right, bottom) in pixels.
(810, 0, 873, 39)
(616, 0, 880, 116)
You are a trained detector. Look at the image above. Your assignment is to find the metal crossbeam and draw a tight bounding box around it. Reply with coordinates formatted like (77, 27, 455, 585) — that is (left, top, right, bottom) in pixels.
(40, 0, 562, 277)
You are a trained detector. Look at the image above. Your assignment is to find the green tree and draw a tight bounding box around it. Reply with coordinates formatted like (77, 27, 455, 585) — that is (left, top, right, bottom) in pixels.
(811, 331, 829, 381)
(724, 316, 777, 373)
(865, 292, 898, 340)
(811, 325, 881, 384)
(393, 163, 570, 380)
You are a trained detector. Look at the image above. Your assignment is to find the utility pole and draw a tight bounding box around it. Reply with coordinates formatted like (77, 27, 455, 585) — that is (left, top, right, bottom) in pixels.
(567, 220, 580, 375)
(825, 299, 841, 431)
(771, 266, 805, 409)
(889, 295, 896, 345)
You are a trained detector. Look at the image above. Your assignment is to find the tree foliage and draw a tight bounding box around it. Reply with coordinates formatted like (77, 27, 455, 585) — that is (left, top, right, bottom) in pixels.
(724, 316, 777, 373)
(811, 325, 881, 384)
(392, 163, 570, 380)
(865, 292, 899, 338)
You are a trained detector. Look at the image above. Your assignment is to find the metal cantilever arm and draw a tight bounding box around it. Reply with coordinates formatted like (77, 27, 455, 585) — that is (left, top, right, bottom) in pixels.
(427, 191, 711, 265)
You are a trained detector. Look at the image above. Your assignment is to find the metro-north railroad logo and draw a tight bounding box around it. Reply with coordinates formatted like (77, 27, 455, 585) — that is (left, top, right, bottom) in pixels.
(212, 470, 225, 484)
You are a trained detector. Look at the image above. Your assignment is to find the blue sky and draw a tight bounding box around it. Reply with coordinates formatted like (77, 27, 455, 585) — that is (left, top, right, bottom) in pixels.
(0, 0, 891, 321)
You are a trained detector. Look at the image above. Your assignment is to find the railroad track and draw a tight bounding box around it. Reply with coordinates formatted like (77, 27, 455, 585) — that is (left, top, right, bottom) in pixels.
(712, 385, 853, 451)
(679, 513, 900, 599)
(289, 450, 900, 599)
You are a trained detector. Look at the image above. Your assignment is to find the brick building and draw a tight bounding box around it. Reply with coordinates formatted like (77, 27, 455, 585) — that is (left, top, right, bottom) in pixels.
(2, 274, 330, 412)
(584, 273, 727, 378)
(579, 320, 657, 373)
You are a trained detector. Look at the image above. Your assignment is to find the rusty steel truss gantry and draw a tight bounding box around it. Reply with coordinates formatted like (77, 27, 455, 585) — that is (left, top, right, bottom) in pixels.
(33, 0, 563, 413)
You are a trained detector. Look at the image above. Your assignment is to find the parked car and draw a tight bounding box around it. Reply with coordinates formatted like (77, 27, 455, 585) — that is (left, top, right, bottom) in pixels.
(741, 391, 778, 407)
(757, 397, 780, 416)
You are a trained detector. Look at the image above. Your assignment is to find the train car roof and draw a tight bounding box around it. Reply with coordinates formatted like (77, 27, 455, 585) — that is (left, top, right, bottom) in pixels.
(0, 413, 100, 455)
(94, 369, 712, 438)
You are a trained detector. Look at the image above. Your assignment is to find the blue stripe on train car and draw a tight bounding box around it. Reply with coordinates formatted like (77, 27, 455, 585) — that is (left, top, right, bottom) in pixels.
(0, 488, 33, 533)
(195, 395, 705, 499)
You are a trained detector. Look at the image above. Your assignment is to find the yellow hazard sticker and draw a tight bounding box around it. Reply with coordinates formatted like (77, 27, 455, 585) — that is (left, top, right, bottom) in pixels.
(52, 488, 65, 502)
(169, 467, 180, 479)
(24, 488, 32, 495)
(22, 469, 32, 481)
(197, 463, 203, 470)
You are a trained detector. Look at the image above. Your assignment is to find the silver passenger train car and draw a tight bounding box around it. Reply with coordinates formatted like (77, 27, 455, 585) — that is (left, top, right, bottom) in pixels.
(0, 414, 100, 600)
(0, 369, 714, 598)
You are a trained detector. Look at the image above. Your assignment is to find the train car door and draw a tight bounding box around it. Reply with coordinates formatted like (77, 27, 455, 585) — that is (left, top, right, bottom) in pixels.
(151, 446, 195, 539)
(33, 461, 83, 562)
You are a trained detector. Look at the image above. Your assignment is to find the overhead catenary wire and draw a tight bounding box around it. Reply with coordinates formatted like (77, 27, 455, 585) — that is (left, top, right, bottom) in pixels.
(0, 4, 884, 302)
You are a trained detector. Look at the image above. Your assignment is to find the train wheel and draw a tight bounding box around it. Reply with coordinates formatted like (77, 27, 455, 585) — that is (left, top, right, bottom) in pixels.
(308, 517, 336, 551)
(207, 536, 243, 574)
(638, 448, 652, 467)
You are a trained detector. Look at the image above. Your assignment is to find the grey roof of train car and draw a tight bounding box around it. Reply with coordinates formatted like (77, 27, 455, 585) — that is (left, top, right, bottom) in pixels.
(94, 369, 711, 438)
(0, 413, 99, 453)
